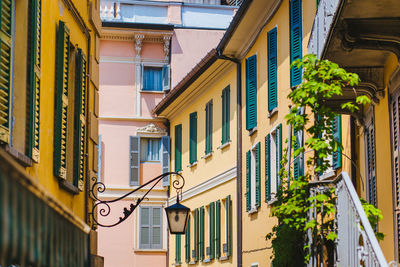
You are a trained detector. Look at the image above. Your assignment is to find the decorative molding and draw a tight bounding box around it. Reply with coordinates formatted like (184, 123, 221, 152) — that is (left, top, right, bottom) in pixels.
(136, 123, 167, 137)
(98, 116, 167, 122)
(100, 56, 168, 64)
(101, 30, 173, 43)
(134, 34, 144, 58)
(168, 167, 237, 203)
(163, 35, 171, 60)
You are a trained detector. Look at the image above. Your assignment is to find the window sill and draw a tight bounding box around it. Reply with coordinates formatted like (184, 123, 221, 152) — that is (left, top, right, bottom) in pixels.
(172, 263, 182, 266)
(248, 127, 257, 136)
(188, 261, 197, 265)
(140, 90, 164, 94)
(203, 259, 211, 263)
(140, 161, 161, 164)
(201, 152, 213, 160)
(220, 256, 230, 261)
(267, 197, 278, 205)
(218, 141, 231, 150)
(134, 248, 167, 253)
(187, 161, 198, 168)
(268, 108, 278, 118)
(59, 179, 80, 195)
(320, 170, 336, 180)
(247, 207, 258, 214)
(3, 145, 33, 167)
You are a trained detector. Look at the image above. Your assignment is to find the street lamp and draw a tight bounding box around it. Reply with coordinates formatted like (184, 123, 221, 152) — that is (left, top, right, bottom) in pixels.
(89, 172, 190, 234)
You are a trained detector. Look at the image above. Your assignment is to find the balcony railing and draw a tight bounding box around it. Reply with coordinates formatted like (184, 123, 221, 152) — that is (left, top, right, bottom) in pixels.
(308, 172, 388, 267)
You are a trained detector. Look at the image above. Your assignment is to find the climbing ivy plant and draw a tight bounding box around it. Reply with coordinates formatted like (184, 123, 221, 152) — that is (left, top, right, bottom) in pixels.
(266, 54, 381, 266)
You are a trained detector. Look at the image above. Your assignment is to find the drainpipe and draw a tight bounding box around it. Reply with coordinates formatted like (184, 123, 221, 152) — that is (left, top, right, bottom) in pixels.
(216, 50, 242, 267)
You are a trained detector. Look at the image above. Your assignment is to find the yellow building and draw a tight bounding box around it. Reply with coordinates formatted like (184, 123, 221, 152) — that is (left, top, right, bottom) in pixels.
(0, 0, 102, 266)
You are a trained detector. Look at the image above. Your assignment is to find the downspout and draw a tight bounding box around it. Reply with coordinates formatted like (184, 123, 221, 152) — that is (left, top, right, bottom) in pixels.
(216, 50, 242, 267)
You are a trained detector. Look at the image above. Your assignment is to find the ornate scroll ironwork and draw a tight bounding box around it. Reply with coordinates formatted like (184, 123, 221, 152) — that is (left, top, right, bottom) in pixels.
(89, 172, 185, 227)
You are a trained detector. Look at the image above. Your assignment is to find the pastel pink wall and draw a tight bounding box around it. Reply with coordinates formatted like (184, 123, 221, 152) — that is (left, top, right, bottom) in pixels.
(171, 28, 225, 87)
(141, 42, 165, 59)
(141, 92, 164, 117)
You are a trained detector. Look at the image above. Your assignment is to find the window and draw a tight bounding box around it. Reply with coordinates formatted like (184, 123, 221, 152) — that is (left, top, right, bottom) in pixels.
(205, 100, 213, 155)
(54, 21, 87, 191)
(246, 143, 260, 212)
(141, 138, 161, 162)
(289, 0, 303, 87)
(267, 27, 278, 112)
(175, 124, 182, 172)
(143, 67, 162, 91)
(365, 108, 376, 206)
(246, 55, 257, 130)
(139, 206, 162, 249)
(221, 86, 230, 144)
(265, 125, 282, 203)
(189, 112, 197, 164)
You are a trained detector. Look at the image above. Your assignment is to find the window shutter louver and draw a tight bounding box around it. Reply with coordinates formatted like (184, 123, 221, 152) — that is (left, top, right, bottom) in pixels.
(209, 202, 215, 259)
(332, 115, 342, 169)
(246, 55, 257, 130)
(129, 136, 140, 186)
(194, 208, 199, 261)
(227, 195, 232, 257)
(267, 27, 278, 112)
(278, 124, 282, 188)
(222, 86, 230, 144)
(185, 215, 191, 263)
(152, 207, 162, 249)
(162, 136, 170, 186)
(0, 0, 12, 144)
(139, 207, 150, 249)
(28, 0, 41, 162)
(215, 200, 221, 259)
(365, 113, 377, 207)
(176, 235, 181, 263)
(200, 206, 205, 261)
(255, 142, 261, 207)
(54, 21, 70, 179)
(289, 0, 303, 88)
(74, 49, 87, 190)
(265, 134, 271, 202)
(190, 112, 197, 164)
(205, 101, 213, 154)
(175, 124, 182, 172)
(246, 150, 251, 211)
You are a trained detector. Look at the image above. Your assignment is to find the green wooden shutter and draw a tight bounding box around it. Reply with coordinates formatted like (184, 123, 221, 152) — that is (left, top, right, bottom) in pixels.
(74, 49, 87, 190)
(205, 100, 213, 154)
(185, 215, 191, 263)
(267, 27, 278, 112)
(54, 21, 70, 179)
(246, 55, 257, 130)
(265, 134, 271, 202)
(28, 0, 41, 162)
(278, 124, 282, 188)
(255, 142, 261, 207)
(332, 115, 342, 169)
(215, 200, 221, 259)
(189, 112, 197, 164)
(226, 195, 232, 257)
(0, 0, 13, 144)
(175, 124, 182, 172)
(290, 0, 303, 88)
(222, 86, 230, 144)
(200, 206, 205, 261)
(195, 208, 199, 261)
(209, 202, 215, 259)
(175, 234, 181, 263)
(246, 150, 251, 211)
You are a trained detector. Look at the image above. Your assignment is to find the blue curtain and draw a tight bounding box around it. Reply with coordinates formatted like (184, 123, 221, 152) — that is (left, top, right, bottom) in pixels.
(143, 67, 163, 91)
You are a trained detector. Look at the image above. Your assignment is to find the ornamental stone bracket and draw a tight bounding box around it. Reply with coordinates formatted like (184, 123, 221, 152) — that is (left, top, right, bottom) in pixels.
(163, 35, 172, 60)
(136, 123, 167, 137)
(134, 34, 144, 58)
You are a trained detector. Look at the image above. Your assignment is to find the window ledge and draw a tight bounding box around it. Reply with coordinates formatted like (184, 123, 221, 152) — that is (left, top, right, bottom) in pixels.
(3, 145, 33, 167)
(218, 141, 231, 150)
(188, 261, 197, 265)
(187, 161, 198, 168)
(59, 179, 80, 195)
(267, 197, 278, 205)
(247, 207, 258, 214)
(268, 108, 278, 118)
(172, 263, 182, 266)
(140, 90, 164, 94)
(220, 256, 230, 261)
(248, 127, 258, 136)
(201, 152, 213, 160)
(134, 248, 167, 253)
(203, 259, 211, 263)
(320, 170, 336, 180)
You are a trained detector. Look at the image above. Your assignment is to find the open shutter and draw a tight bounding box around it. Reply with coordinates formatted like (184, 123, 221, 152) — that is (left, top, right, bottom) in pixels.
(332, 115, 342, 169)
(28, 0, 41, 162)
(162, 136, 170, 186)
(205, 101, 213, 154)
(200, 206, 205, 261)
(209, 202, 215, 259)
(365, 110, 376, 207)
(185, 215, 191, 262)
(139, 207, 150, 249)
(54, 21, 70, 179)
(215, 200, 221, 259)
(0, 0, 12, 144)
(265, 134, 271, 202)
(74, 49, 87, 190)
(278, 124, 282, 187)
(162, 64, 170, 91)
(190, 112, 197, 164)
(129, 136, 140, 186)
(293, 128, 304, 180)
(289, 0, 303, 88)
(267, 27, 278, 112)
(222, 86, 230, 144)
(255, 142, 261, 207)
(175, 124, 182, 172)
(176, 235, 181, 263)
(152, 207, 162, 249)
(194, 208, 199, 261)
(226, 195, 232, 257)
(246, 55, 257, 130)
(246, 150, 251, 211)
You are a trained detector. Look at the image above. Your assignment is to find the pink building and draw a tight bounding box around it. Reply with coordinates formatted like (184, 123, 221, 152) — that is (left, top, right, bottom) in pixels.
(97, 1, 238, 266)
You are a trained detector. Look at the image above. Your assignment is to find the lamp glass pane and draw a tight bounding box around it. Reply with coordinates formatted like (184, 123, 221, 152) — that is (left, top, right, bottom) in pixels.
(166, 208, 189, 234)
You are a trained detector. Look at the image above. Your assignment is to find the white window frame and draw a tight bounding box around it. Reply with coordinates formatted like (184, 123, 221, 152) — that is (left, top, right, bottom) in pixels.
(267, 125, 281, 204)
(140, 62, 170, 93)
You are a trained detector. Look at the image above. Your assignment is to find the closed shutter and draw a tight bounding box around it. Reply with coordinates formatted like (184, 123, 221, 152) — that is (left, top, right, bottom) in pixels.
(152, 207, 162, 249)
(205, 101, 213, 154)
(200, 206, 205, 261)
(215, 200, 221, 259)
(365, 109, 376, 207)
(267, 27, 278, 112)
(54, 21, 70, 179)
(185, 215, 191, 262)
(265, 134, 271, 202)
(289, 0, 303, 87)
(129, 136, 140, 186)
(162, 64, 170, 91)
(246, 55, 257, 130)
(139, 206, 163, 249)
(332, 115, 342, 169)
(255, 142, 261, 207)
(28, 0, 41, 162)
(222, 86, 230, 144)
(162, 136, 170, 186)
(175, 124, 182, 172)
(74, 49, 87, 190)
(209, 202, 215, 259)
(246, 150, 251, 211)
(226, 195, 232, 257)
(190, 112, 197, 164)
(175, 235, 181, 263)
(0, 0, 12, 144)
(139, 207, 151, 249)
